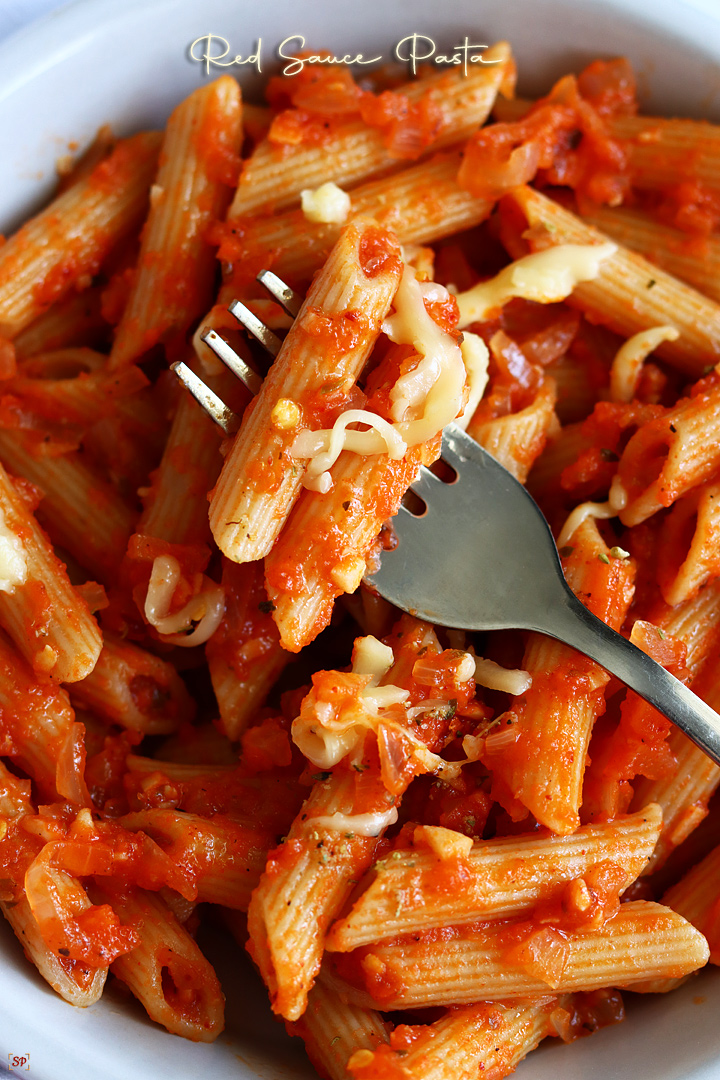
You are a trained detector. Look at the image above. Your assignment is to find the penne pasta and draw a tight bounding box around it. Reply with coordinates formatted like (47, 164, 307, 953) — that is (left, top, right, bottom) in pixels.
(229, 44, 513, 218)
(0, 460, 102, 682)
(5, 43, 720, 1079)
(0, 132, 161, 338)
(334, 901, 709, 1010)
(327, 806, 661, 951)
(482, 517, 635, 834)
(502, 186, 720, 376)
(289, 973, 390, 1080)
(467, 379, 558, 483)
(206, 559, 288, 740)
(580, 204, 720, 306)
(110, 77, 242, 367)
(209, 218, 403, 563)
(346, 999, 555, 1080)
(69, 634, 195, 735)
(91, 881, 225, 1042)
(228, 152, 493, 285)
(0, 428, 136, 584)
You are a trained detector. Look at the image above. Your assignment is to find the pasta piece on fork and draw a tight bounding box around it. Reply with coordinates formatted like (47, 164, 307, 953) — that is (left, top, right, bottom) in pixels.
(208, 218, 403, 563)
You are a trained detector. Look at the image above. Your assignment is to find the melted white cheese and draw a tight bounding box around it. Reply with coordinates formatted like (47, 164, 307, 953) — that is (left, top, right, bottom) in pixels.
(301, 182, 351, 225)
(556, 501, 615, 550)
(610, 326, 679, 403)
(0, 509, 27, 593)
(455, 332, 490, 432)
(292, 410, 407, 493)
(352, 636, 395, 684)
(455, 243, 617, 329)
(384, 270, 465, 436)
(144, 554, 225, 647)
(291, 263, 466, 492)
(473, 657, 532, 696)
(308, 808, 398, 836)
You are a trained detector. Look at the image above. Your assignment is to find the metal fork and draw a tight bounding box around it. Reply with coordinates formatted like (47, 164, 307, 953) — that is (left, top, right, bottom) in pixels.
(174, 274, 720, 767)
(366, 423, 720, 767)
(171, 270, 303, 433)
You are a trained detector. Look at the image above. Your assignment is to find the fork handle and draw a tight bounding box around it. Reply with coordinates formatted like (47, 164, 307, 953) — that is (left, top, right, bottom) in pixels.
(547, 586, 720, 767)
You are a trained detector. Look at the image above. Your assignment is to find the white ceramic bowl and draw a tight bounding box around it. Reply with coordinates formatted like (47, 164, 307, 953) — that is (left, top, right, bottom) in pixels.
(1, 1, 720, 1077)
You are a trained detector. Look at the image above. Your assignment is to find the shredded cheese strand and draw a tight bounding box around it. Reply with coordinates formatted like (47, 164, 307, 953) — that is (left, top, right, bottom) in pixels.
(473, 656, 532, 696)
(610, 325, 680, 403)
(0, 508, 27, 594)
(307, 808, 398, 836)
(455, 243, 617, 329)
(455, 332, 490, 431)
(144, 554, 225, 647)
(556, 492, 626, 551)
(291, 263, 466, 491)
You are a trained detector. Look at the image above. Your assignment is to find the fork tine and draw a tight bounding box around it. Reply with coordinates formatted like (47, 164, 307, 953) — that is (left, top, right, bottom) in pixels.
(228, 299, 282, 357)
(408, 465, 444, 502)
(391, 503, 427, 530)
(439, 423, 479, 469)
(256, 270, 303, 318)
(170, 361, 240, 435)
(199, 328, 263, 395)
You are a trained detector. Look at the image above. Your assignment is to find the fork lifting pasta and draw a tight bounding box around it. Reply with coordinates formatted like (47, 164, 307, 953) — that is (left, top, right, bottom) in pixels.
(3, 38, 720, 1080)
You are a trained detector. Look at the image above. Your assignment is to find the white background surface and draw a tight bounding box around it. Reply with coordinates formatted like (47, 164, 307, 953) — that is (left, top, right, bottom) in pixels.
(0, 0, 67, 41)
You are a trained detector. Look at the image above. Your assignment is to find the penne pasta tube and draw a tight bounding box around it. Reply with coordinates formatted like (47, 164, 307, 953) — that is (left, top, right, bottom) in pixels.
(589, 577, 720, 835)
(247, 617, 462, 1023)
(662, 842, 720, 965)
(336, 901, 709, 1010)
(482, 517, 635, 834)
(0, 429, 136, 584)
(206, 560, 288, 741)
(615, 382, 720, 527)
(613, 114, 720, 193)
(1, 892, 107, 1008)
(327, 806, 661, 951)
(265, 443, 426, 653)
(631, 589, 720, 872)
(136, 388, 224, 546)
(70, 634, 195, 735)
(0, 461, 102, 682)
(579, 204, 720, 307)
(229, 153, 493, 285)
(0, 761, 107, 1007)
(289, 973, 390, 1080)
(264, 322, 453, 653)
(246, 768, 386, 1023)
(229, 44, 513, 218)
(12, 286, 110, 359)
(110, 77, 242, 367)
(209, 219, 403, 563)
(119, 808, 275, 910)
(502, 186, 720, 376)
(0, 132, 162, 338)
(7, 356, 147, 427)
(634, 730, 720, 877)
(656, 482, 720, 606)
(346, 999, 555, 1080)
(467, 379, 558, 483)
(91, 881, 225, 1042)
(0, 628, 76, 798)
